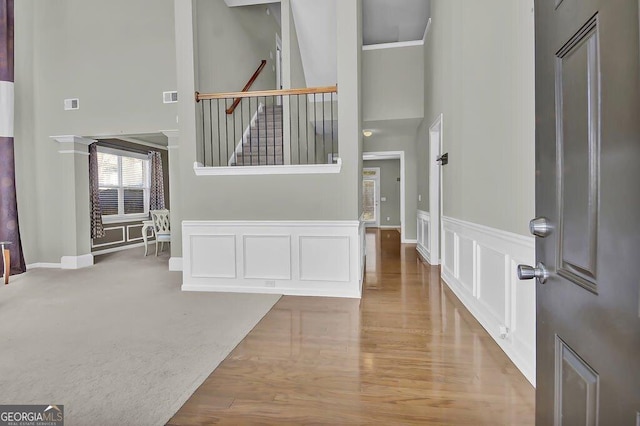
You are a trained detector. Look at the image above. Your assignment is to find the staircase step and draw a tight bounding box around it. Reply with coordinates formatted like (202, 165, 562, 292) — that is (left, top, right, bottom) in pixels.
(242, 138, 283, 148)
(251, 122, 283, 131)
(232, 155, 284, 166)
(250, 132, 284, 138)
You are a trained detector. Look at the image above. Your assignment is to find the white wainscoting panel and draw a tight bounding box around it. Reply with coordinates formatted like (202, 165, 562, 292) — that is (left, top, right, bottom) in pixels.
(440, 216, 536, 386)
(182, 220, 364, 298)
(416, 210, 431, 263)
(299, 236, 350, 282)
(190, 235, 236, 278)
(243, 235, 291, 280)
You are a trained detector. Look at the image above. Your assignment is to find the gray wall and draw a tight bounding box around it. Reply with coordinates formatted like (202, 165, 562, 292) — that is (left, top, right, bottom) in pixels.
(172, 0, 362, 257)
(418, 0, 535, 236)
(14, 0, 177, 263)
(363, 160, 401, 227)
(363, 127, 418, 239)
(362, 45, 424, 122)
(196, 0, 279, 93)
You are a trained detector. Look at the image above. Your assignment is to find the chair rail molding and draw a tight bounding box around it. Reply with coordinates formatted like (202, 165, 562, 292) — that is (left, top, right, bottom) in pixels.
(438, 216, 536, 385)
(181, 220, 364, 298)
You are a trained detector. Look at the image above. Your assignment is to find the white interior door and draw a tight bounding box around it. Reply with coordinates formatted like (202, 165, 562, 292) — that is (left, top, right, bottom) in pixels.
(363, 168, 380, 227)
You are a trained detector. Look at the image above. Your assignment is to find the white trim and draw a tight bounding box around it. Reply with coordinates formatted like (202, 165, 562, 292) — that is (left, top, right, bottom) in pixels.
(97, 146, 150, 160)
(61, 254, 94, 270)
(51, 135, 95, 145)
(361, 18, 430, 51)
(362, 151, 408, 243)
(193, 158, 342, 175)
(362, 40, 424, 51)
(429, 114, 443, 265)
(91, 226, 126, 248)
(0, 81, 14, 138)
(126, 224, 144, 242)
(91, 241, 155, 256)
(181, 220, 363, 298)
(101, 215, 148, 225)
(378, 226, 400, 230)
(402, 239, 417, 244)
(229, 102, 264, 166)
(27, 262, 62, 269)
(439, 216, 536, 385)
(116, 137, 168, 151)
(416, 209, 432, 264)
(181, 220, 360, 228)
(51, 135, 95, 155)
(57, 150, 90, 156)
(161, 130, 179, 139)
(423, 18, 432, 43)
(169, 257, 183, 271)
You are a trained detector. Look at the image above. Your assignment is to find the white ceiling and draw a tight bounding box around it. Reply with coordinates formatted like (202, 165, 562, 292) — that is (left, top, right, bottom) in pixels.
(362, 0, 430, 45)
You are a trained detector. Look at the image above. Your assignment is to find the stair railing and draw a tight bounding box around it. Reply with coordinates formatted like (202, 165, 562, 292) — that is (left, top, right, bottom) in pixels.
(225, 60, 267, 115)
(195, 85, 338, 167)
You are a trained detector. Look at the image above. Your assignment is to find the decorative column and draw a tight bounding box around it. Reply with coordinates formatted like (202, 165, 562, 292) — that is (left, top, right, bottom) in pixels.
(51, 135, 94, 269)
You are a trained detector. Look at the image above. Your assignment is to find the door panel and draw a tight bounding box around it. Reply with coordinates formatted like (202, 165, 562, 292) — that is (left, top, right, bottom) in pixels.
(555, 16, 600, 292)
(535, 0, 640, 425)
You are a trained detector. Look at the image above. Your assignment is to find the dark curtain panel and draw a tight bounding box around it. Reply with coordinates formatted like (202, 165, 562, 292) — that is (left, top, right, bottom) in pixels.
(0, 0, 25, 274)
(89, 143, 105, 239)
(149, 151, 165, 211)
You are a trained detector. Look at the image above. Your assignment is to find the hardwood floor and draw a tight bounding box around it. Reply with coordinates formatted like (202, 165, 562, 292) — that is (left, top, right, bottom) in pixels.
(168, 229, 535, 425)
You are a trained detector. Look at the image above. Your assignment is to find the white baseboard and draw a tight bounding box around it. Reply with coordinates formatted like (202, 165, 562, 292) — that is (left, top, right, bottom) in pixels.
(92, 241, 155, 256)
(378, 226, 400, 230)
(181, 220, 364, 298)
(27, 262, 62, 269)
(169, 257, 183, 272)
(401, 239, 417, 244)
(440, 216, 536, 386)
(61, 254, 94, 270)
(416, 243, 430, 264)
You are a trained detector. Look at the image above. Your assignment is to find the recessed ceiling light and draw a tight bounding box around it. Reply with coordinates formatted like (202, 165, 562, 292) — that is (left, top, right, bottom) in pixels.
(363, 130, 373, 137)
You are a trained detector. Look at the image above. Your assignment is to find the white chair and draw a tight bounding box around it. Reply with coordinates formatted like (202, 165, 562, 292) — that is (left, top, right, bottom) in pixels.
(150, 210, 171, 256)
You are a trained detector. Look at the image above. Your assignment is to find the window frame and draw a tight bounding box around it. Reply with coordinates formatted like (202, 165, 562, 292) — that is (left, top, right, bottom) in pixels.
(97, 147, 151, 224)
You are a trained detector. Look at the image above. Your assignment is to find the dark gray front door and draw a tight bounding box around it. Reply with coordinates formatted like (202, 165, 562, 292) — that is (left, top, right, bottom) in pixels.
(533, 0, 640, 424)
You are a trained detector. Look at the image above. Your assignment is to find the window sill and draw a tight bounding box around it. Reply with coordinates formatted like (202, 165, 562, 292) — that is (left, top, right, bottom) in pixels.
(192, 158, 342, 176)
(102, 215, 148, 224)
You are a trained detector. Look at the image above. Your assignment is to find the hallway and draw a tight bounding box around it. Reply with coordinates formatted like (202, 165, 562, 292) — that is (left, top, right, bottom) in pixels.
(169, 229, 535, 425)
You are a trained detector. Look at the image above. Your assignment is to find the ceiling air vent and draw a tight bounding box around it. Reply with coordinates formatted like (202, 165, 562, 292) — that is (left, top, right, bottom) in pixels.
(64, 98, 79, 110)
(163, 91, 178, 104)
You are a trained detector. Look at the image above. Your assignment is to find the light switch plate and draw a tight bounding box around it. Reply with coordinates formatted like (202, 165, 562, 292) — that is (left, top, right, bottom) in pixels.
(381, 197, 387, 202)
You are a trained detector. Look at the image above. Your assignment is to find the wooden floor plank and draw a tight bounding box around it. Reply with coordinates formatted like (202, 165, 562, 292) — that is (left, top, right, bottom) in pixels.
(168, 229, 534, 425)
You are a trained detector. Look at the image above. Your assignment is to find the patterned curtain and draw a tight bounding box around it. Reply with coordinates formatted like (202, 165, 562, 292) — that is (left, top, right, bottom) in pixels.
(149, 151, 165, 211)
(88, 143, 105, 239)
(0, 0, 25, 274)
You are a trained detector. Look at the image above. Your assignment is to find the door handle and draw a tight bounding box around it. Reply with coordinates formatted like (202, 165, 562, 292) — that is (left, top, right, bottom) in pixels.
(517, 262, 549, 284)
(529, 217, 552, 238)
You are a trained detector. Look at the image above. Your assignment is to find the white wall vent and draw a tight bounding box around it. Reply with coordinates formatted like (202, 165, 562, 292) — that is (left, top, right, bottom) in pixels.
(163, 91, 178, 103)
(64, 98, 79, 110)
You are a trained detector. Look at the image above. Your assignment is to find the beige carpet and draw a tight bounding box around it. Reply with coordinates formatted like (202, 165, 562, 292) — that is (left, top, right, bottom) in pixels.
(0, 248, 280, 425)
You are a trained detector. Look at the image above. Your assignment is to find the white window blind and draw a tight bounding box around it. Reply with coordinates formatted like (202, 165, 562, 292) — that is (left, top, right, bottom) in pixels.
(97, 149, 150, 219)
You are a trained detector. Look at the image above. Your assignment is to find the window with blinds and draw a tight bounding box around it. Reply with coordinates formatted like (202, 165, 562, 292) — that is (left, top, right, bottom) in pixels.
(97, 149, 150, 219)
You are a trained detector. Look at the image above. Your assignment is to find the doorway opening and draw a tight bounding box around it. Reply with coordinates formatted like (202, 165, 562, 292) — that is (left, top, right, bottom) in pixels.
(363, 151, 410, 242)
(362, 167, 381, 228)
